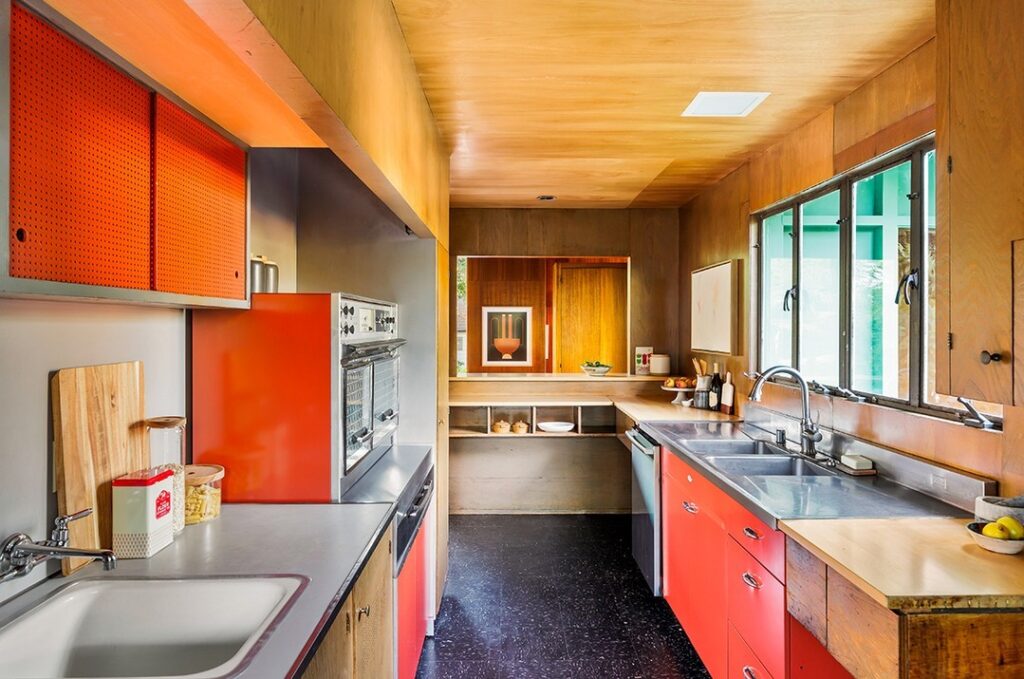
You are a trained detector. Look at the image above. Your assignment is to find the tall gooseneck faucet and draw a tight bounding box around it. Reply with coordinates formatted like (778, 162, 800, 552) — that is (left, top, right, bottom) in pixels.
(748, 365, 823, 456)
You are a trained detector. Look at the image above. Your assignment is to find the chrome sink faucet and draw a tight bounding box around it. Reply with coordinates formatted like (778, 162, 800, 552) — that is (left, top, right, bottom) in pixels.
(1, 509, 116, 583)
(748, 366, 824, 456)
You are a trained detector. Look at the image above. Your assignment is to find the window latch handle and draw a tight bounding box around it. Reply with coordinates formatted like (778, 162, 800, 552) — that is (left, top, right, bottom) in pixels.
(782, 285, 797, 311)
(894, 268, 919, 305)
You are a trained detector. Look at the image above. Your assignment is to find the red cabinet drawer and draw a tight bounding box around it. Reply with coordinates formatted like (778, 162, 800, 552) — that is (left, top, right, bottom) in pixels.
(789, 614, 854, 679)
(662, 446, 697, 484)
(729, 624, 774, 679)
(723, 498, 786, 583)
(727, 537, 787, 679)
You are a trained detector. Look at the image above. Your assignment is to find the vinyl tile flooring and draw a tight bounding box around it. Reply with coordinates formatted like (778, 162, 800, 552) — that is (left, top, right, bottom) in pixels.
(415, 514, 711, 679)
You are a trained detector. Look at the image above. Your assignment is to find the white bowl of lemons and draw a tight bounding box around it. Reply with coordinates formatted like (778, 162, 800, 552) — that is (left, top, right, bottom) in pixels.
(966, 517, 1024, 555)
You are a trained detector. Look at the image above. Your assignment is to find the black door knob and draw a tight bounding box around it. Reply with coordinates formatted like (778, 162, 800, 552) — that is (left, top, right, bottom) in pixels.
(980, 350, 1003, 364)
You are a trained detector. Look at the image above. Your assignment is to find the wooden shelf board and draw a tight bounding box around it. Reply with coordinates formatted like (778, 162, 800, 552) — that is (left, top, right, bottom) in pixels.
(450, 394, 614, 407)
(449, 430, 617, 439)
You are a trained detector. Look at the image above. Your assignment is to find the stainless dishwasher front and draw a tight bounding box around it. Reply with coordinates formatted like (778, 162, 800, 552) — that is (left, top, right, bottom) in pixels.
(626, 426, 661, 595)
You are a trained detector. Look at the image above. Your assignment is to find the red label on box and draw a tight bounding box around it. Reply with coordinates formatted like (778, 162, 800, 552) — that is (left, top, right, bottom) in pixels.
(155, 489, 171, 519)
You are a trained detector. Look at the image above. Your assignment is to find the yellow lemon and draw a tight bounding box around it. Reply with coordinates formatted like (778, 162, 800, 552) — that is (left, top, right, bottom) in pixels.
(996, 516, 1024, 540)
(982, 522, 1011, 540)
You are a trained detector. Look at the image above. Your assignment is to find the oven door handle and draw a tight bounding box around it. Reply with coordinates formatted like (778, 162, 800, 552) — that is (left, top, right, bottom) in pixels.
(350, 428, 373, 445)
(379, 409, 399, 422)
(408, 478, 435, 518)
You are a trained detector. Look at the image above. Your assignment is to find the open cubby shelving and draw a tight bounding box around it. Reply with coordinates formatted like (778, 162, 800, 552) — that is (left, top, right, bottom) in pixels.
(449, 401, 618, 438)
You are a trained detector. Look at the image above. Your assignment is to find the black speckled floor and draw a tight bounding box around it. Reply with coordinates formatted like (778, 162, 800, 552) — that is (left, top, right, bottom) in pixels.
(416, 514, 711, 679)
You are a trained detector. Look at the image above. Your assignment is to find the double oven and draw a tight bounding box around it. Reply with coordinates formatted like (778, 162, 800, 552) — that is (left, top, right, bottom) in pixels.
(337, 295, 406, 494)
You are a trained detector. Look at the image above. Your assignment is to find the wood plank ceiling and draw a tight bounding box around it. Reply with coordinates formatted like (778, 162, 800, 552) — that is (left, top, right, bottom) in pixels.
(392, 0, 934, 208)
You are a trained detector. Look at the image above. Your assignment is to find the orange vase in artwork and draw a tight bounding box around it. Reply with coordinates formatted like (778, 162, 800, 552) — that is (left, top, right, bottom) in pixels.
(492, 313, 522, 359)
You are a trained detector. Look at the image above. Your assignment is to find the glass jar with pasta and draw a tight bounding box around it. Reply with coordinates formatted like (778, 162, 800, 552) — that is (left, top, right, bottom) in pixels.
(184, 464, 225, 525)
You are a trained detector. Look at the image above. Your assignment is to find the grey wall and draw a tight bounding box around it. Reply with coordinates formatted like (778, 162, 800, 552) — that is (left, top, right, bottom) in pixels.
(0, 299, 185, 603)
(250, 149, 299, 293)
(296, 150, 437, 446)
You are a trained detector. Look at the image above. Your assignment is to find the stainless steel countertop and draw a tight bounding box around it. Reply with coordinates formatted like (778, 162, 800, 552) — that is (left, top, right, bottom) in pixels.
(640, 420, 968, 528)
(0, 503, 394, 679)
(343, 444, 432, 504)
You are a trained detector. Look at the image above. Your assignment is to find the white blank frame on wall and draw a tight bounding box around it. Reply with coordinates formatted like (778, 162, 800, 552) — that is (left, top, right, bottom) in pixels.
(690, 260, 735, 354)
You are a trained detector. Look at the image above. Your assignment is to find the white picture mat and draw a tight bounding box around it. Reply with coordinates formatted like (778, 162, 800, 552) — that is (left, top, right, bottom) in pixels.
(690, 260, 735, 354)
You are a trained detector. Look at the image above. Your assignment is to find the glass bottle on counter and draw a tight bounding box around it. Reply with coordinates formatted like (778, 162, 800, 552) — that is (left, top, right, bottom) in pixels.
(709, 363, 723, 411)
(147, 416, 187, 535)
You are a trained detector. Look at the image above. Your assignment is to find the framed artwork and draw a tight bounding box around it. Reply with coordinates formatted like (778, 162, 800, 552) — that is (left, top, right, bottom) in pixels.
(690, 259, 736, 354)
(482, 306, 532, 366)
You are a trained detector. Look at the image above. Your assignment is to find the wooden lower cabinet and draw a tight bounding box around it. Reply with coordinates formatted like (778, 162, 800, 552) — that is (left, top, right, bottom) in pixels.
(305, 528, 394, 679)
(786, 536, 1024, 678)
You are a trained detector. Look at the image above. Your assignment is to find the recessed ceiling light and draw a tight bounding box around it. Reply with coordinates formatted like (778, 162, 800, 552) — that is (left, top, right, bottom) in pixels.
(536, 195, 557, 201)
(682, 91, 770, 117)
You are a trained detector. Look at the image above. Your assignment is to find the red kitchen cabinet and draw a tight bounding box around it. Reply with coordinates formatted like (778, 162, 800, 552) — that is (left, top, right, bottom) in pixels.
(722, 496, 786, 583)
(153, 95, 247, 299)
(729, 624, 773, 679)
(662, 449, 728, 678)
(9, 3, 151, 289)
(726, 537, 787, 679)
(397, 506, 430, 679)
(789, 615, 853, 679)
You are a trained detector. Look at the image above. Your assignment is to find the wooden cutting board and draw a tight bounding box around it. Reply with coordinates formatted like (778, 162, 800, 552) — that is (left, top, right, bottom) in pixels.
(51, 361, 149, 574)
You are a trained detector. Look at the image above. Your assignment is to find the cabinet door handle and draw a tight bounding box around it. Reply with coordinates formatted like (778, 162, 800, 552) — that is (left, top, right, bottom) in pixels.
(682, 501, 699, 514)
(980, 350, 1003, 364)
(741, 572, 762, 590)
(356, 605, 371, 620)
(742, 526, 762, 541)
(742, 667, 758, 679)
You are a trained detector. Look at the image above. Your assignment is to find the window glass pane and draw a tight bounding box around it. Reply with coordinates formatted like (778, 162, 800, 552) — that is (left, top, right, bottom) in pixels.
(851, 161, 911, 399)
(922, 150, 1003, 417)
(799, 190, 841, 384)
(761, 209, 794, 367)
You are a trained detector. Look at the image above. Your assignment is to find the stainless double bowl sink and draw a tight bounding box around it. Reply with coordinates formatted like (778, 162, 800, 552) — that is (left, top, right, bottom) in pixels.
(676, 438, 835, 478)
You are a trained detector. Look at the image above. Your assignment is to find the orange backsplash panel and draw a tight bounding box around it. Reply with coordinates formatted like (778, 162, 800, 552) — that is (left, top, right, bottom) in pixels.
(153, 95, 246, 299)
(9, 3, 151, 288)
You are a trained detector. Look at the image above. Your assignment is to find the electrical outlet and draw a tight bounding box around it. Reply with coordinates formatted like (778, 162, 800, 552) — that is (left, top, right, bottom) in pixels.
(930, 473, 948, 491)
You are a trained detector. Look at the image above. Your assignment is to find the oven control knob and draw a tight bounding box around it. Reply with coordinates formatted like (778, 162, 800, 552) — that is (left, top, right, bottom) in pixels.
(348, 325, 356, 334)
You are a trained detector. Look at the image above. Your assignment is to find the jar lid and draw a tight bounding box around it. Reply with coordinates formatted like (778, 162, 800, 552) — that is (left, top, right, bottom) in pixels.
(185, 464, 225, 485)
(146, 416, 187, 429)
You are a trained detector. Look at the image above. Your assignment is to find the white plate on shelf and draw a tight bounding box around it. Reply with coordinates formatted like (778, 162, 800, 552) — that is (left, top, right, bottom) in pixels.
(537, 421, 575, 433)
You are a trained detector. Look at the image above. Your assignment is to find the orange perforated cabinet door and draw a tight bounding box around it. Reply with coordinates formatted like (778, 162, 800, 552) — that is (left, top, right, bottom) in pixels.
(153, 95, 246, 299)
(9, 3, 151, 288)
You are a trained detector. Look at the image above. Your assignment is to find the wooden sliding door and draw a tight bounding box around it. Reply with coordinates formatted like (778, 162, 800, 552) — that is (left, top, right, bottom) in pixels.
(554, 264, 628, 372)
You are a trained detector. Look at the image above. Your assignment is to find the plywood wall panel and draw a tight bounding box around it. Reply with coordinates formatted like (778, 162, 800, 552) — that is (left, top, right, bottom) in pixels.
(749, 109, 835, 213)
(833, 39, 936, 171)
(465, 258, 547, 373)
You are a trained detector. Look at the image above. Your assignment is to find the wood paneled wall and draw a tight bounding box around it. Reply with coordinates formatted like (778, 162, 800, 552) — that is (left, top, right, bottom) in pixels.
(465, 258, 548, 373)
(451, 208, 680, 373)
(189, 0, 450, 245)
(833, 39, 936, 172)
(679, 33, 1024, 495)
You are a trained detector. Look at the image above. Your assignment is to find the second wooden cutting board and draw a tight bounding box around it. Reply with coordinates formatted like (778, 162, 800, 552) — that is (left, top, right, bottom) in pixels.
(51, 361, 150, 574)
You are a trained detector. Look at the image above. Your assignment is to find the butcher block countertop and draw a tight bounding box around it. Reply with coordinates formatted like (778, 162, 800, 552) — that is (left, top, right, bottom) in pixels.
(613, 396, 737, 423)
(781, 517, 1024, 612)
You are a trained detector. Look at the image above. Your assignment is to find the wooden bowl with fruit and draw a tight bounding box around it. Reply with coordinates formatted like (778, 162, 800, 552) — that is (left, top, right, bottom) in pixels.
(661, 376, 696, 405)
(966, 516, 1024, 555)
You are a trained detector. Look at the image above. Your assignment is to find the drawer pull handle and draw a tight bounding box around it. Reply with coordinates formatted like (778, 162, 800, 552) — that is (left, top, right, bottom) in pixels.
(683, 501, 699, 514)
(741, 572, 762, 590)
(356, 605, 371, 620)
(742, 526, 762, 541)
(742, 667, 758, 679)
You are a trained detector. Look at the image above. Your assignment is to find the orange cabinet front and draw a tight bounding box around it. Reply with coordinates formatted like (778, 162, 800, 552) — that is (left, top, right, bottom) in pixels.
(727, 537, 787, 679)
(789, 614, 854, 679)
(729, 624, 773, 679)
(662, 449, 728, 678)
(153, 95, 246, 299)
(10, 3, 151, 289)
(397, 513, 430, 679)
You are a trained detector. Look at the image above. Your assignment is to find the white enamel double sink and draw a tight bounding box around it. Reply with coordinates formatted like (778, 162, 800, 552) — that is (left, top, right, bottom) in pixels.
(0, 576, 304, 678)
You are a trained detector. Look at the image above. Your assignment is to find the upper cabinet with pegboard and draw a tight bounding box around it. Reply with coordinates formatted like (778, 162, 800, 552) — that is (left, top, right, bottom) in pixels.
(4, 2, 247, 307)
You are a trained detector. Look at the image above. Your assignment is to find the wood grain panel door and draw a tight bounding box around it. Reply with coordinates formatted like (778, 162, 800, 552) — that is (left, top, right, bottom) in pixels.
(941, 0, 1024, 404)
(353, 529, 394, 679)
(304, 595, 354, 679)
(554, 264, 627, 372)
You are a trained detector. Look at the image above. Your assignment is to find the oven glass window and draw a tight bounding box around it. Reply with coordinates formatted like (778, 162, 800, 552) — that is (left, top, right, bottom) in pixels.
(345, 364, 374, 472)
(372, 357, 399, 443)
